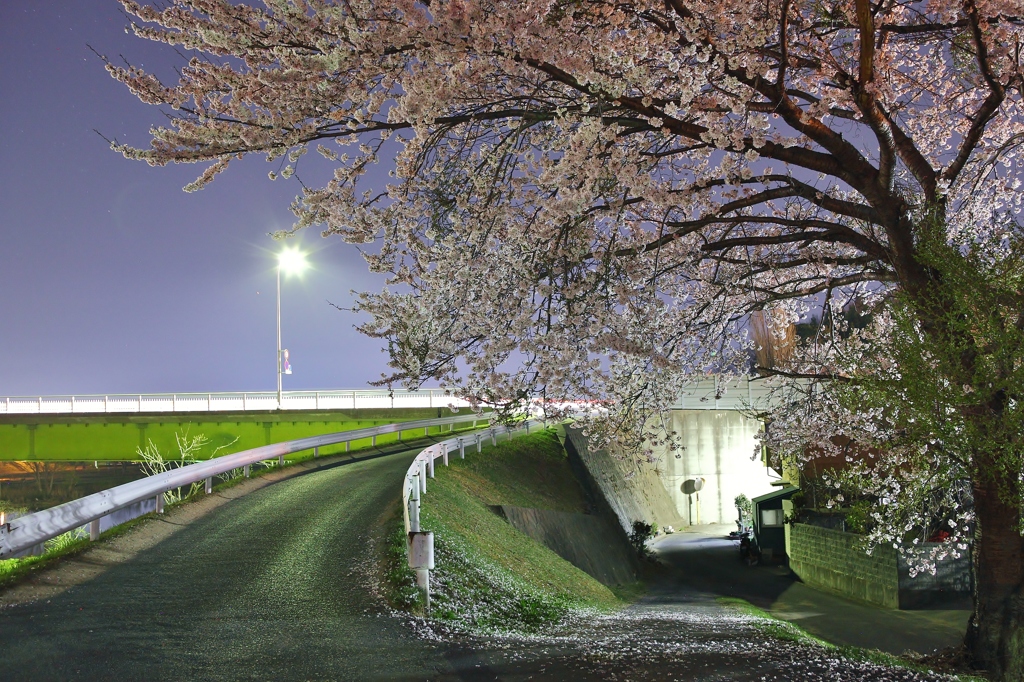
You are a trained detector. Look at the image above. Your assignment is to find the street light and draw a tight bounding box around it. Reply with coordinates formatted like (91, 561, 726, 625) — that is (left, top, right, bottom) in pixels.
(276, 246, 308, 408)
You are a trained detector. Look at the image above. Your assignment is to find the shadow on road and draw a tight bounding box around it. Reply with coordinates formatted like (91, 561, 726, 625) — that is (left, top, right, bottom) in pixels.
(653, 525, 970, 656)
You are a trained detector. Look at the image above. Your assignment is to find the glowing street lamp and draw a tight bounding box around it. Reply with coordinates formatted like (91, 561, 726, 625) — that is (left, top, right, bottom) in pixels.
(276, 247, 308, 408)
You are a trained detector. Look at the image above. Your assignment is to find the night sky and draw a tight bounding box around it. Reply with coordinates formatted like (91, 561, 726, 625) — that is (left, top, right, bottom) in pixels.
(0, 2, 396, 397)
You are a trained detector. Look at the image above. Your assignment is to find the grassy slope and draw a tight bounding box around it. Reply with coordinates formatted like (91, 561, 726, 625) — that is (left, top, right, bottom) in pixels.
(390, 429, 633, 633)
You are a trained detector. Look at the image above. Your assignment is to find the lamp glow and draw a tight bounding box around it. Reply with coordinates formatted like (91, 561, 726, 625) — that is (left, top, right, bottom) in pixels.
(277, 247, 308, 275)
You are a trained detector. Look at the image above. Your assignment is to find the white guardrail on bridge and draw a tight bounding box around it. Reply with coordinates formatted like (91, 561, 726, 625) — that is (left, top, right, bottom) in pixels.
(402, 418, 544, 606)
(0, 412, 488, 558)
(0, 389, 469, 415)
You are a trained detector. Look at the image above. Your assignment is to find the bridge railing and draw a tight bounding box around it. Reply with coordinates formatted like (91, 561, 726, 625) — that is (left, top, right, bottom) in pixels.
(0, 412, 486, 558)
(401, 418, 544, 605)
(0, 389, 469, 415)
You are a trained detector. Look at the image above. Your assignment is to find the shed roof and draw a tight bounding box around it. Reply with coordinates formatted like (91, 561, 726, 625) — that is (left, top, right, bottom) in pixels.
(752, 486, 798, 505)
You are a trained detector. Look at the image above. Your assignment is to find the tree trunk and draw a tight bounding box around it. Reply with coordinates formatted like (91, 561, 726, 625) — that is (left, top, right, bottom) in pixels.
(968, 476, 1024, 681)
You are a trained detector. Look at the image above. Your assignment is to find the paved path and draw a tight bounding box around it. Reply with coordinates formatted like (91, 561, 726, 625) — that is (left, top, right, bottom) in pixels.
(653, 525, 971, 656)
(0, 447, 462, 681)
(0, 453, 957, 681)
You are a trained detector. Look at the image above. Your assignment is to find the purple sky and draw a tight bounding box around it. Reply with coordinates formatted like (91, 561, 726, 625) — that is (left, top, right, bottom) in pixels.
(0, 2, 397, 396)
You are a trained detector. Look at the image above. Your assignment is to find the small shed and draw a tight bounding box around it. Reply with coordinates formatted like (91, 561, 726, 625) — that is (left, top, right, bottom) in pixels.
(752, 486, 798, 561)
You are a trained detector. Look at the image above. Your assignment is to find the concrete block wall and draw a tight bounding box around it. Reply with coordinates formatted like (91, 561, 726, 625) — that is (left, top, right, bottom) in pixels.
(789, 523, 899, 609)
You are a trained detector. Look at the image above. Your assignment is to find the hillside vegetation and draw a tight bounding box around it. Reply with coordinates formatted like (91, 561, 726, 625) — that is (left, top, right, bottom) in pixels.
(385, 429, 638, 633)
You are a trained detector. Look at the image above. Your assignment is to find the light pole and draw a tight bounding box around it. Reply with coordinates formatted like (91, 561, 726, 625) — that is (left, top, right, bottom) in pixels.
(276, 247, 308, 409)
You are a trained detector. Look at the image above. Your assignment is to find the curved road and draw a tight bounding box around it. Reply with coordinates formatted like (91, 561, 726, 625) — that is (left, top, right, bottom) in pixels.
(0, 447, 462, 681)
(1, 447, 952, 681)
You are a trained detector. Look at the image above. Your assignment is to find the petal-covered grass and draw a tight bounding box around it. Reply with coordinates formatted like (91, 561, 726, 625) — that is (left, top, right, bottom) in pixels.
(386, 429, 639, 633)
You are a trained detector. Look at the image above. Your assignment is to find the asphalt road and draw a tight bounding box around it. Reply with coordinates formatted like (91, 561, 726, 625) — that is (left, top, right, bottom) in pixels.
(654, 527, 970, 655)
(0, 447, 462, 681)
(0, 449, 954, 681)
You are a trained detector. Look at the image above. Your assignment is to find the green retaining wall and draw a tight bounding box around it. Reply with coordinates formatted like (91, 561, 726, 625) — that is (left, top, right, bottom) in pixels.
(788, 523, 899, 609)
(0, 408, 466, 461)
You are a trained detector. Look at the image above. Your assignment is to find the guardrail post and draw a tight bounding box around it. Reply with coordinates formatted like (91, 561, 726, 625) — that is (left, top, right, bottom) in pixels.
(429, 451, 435, 478)
(314, 446, 319, 459)
(156, 494, 164, 514)
(278, 455, 284, 468)
(243, 464, 250, 478)
(410, 477, 421, 532)
(442, 444, 448, 466)
(424, 426, 429, 437)
(525, 421, 530, 434)
(408, 531, 434, 611)
(345, 441, 350, 453)
(458, 438, 465, 459)
(372, 435, 377, 447)
(205, 477, 213, 494)
(476, 435, 482, 453)
(419, 459, 427, 493)
(89, 519, 100, 541)
(491, 429, 497, 447)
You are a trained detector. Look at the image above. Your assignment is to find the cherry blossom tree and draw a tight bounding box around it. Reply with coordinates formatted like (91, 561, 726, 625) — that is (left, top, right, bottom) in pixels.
(106, 0, 1022, 676)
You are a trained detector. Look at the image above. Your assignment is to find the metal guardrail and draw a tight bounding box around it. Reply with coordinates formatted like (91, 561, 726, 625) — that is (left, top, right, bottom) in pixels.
(0, 412, 486, 558)
(401, 418, 544, 605)
(0, 389, 469, 415)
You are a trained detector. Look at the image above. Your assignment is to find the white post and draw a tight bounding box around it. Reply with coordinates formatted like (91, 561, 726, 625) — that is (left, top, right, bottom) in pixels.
(372, 435, 377, 447)
(345, 441, 350, 453)
(442, 445, 449, 466)
(156, 494, 164, 514)
(491, 429, 496, 447)
(477, 435, 482, 453)
(244, 464, 250, 478)
(416, 569, 430, 610)
(89, 519, 100, 541)
(278, 455, 284, 468)
(205, 477, 213, 494)
(314, 446, 319, 458)
(419, 459, 427, 492)
(458, 438, 465, 459)
(429, 451, 435, 478)
(410, 477, 421, 532)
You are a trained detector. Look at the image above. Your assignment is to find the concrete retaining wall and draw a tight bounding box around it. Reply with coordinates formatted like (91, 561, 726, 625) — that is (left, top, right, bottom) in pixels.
(563, 411, 779, 532)
(496, 505, 638, 586)
(563, 426, 682, 534)
(789, 523, 899, 608)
